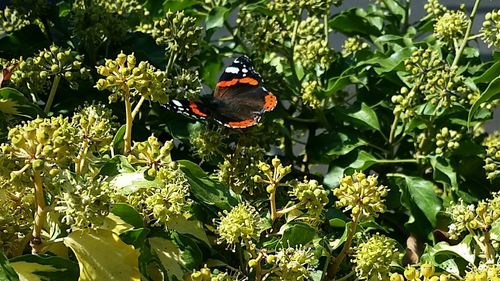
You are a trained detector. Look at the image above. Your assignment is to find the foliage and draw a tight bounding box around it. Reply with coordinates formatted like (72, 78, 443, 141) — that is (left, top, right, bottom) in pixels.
(0, 0, 500, 280)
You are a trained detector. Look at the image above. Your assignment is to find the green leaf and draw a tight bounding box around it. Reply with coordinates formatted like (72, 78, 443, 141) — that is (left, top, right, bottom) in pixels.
(324, 74, 352, 97)
(329, 9, 381, 36)
(0, 251, 19, 281)
(358, 47, 413, 74)
(346, 150, 378, 171)
(165, 216, 210, 246)
(206, 7, 229, 30)
(178, 160, 240, 210)
(278, 222, 316, 247)
(345, 103, 381, 131)
(148, 237, 187, 280)
(424, 235, 475, 265)
(307, 131, 367, 163)
(468, 76, 500, 125)
(161, 0, 199, 12)
(110, 171, 164, 195)
(0, 87, 44, 118)
(120, 228, 150, 248)
(64, 229, 140, 281)
(112, 125, 126, 154)
(428, 156, 458, 190)
(491, 219, 500, 242)
(99, 155, 135, 176)
(388, 174, 442, 227)
(111, 203, 144, 228)
(0, 25, 49, 57)
(9, 255, 78, 281)
(474, 60, 500, 84)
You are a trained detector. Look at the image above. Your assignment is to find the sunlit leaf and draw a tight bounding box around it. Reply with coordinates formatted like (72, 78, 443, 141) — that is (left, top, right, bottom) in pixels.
(9, 255, 78, 281)
(63, 229, 140, 281)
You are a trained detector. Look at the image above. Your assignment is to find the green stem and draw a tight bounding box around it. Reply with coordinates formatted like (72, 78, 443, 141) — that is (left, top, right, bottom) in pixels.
(224, 21, 249, 53)
(75, 140, 90, 175)
(269, 187, 278, 222)
(131, 96, 145, 120)
(124, 93, 133, 155)
(451, 0, 481, 68)
(377, 158, 418, 164)
(323, 13, 329, 46)
(276, 203, 302, 217)
(44, 75, 61, 113)
(31, 169, 46, 254)
(325, 212, 361, 280)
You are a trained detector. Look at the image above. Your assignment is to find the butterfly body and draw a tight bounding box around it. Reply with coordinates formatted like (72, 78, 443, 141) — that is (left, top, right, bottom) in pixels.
(165, 56, 277, 128)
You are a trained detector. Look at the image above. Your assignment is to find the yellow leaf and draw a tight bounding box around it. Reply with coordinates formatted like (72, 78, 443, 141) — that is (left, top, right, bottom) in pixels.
(149, 237, 185, 281)
(165, 216, 210, 245)
(0, 99, 20, 115)
(10, 261, 60, 281)
(64, 229, 140, 281)
(101, 213, 134, 235)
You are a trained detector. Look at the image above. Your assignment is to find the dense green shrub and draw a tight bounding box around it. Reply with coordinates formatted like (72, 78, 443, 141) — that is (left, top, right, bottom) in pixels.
(0, 0, 499, 280)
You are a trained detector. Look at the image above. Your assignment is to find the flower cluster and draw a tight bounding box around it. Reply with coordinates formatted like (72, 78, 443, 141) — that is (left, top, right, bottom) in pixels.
(237, 12, 285, 53)
(0, 6, 30, 33)
(435, 127, 461, 155)
(94, 0, 145, 16)
(301, 80, 321, 109)
(481, 10, 500, 48)
(334, 172, 388, 221)
(71, 0, 128, 52)
(54, 172, 111, 230)
(254, 156, 292, 194)
(294, 16, 332, 70)
(170, 68, 201, 101)
(5, 116, 79, 175)
(268, 245, 318, 281)
(392, 86, 417, 120)
(483, 131, 500, 181)
(96, 52, 170, 103)
(390, 263, 450, 281)
(218, 146, 266, 194)
(341, 36, 369, 57)
(446, 195, 500, 240)
(0, 176, 33, 257)
(352, 234, 400, 280)
(424, 0, 447, 17)
(189, 265, 238, 281)
(72, 103, 116, 154)
(434, 10, 470, 47)
(111, 139, 191, 226)
(128, 135, 175, 177)
(150, 11, 202, 61)
(289, 178, 329, 220)
(464, 263, 500, 281)
(215, 202, 260, 248)
(189, 126, 227, 161)
(11, 44, 89, 95)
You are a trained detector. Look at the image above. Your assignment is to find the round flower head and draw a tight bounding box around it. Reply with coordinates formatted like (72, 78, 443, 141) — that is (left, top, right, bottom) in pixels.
(434, 11, 470, 47)
(352, 234, 400, 280)
(272, 245, 318, 281)
(334, 172, 388, 220)
(342, 36, 369, 57)
(0, 6, 30, 33)
(481, 10, 500, 48)
(483, 131, 500, 181)
(301, 80, 321, 109)
(215, 202, 260, 248)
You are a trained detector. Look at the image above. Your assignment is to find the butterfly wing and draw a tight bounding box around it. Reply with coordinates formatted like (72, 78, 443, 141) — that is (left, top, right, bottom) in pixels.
(211, 56, 277, 128)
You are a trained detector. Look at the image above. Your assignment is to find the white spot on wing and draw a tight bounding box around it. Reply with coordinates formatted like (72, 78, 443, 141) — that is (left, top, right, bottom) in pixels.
(242, 68, 248, 73)
(172, 100, 182, 107)
(225, 66, 239, 74)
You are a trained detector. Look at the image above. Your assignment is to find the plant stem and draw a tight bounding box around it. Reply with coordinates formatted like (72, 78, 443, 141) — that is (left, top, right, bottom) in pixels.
(44, 75, 61, 113)
(451, 0, 481, 68)
(75, 140, 90, 175)
(483, 231, 494, 262)
(269, 187, 278, 222)
(325, 212, 361, 280)
(276, 203, 302, 217)
(377, 158, 418, 164)
(124, 93, 133, 155)
(31, 169, 46, 254)
(323, 13, 329, 46)
(131, 96, 145, 120)
(389, 112, 400, 144)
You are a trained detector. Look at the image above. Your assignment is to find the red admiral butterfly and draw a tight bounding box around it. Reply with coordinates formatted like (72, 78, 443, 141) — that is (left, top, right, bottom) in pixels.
(165, 56, 277, 128)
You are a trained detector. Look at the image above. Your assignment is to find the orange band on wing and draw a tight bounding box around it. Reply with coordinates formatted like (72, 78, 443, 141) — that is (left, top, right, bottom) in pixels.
(227, 119, 257, 128)
(189, 101, 208, 117)
(263, 93, 277, 111)
(216, 77, 259, 87)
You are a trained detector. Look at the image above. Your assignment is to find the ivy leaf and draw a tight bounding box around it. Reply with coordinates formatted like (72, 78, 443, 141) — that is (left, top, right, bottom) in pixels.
(111, 125, 126, 155)
(468, 76, 500, 125)
(110, 203, 144, 229)
(429, 156, 458, 190)
(64, 229, 140, 281)
(206, 7, 229, 30)
(388, 174, 442, 227)
(99, 155, 135, 176)
(474, 59, 500, 84)
(423, 235, 475, 265)
(345, 103, 381, 131)
(278, 222, 316, 248)
(0, 87, 44, 118)
(0, 252, 19, 281)
(178, 160, 240, 210)
(9, 255, 78, 281)
(329, 9, 381, 36)
(110, 171, 163, 195)
(165, 216, 210, 246)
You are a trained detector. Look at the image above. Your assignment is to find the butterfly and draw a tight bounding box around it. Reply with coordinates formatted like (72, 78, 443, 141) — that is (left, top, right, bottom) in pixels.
(164, 55, 277, 128)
